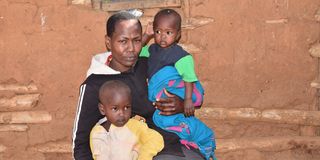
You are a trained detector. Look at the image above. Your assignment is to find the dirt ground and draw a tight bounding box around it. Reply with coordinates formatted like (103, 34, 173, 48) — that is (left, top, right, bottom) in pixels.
(0, 0, 320, 159)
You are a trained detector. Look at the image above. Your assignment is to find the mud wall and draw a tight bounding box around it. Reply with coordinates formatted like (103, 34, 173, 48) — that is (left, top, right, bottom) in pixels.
(0, 0, 319, 159)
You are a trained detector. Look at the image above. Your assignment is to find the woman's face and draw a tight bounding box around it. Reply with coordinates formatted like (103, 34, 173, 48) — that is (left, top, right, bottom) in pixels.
(106, 19, 142, 72)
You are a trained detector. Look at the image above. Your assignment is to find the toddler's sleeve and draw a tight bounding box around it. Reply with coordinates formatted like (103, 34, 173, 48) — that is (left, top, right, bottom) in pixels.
(127, 119, 164, 160)
(139, 46, 150, 58)
(175, 55, 198, 82)
(89, 125, 111, 160)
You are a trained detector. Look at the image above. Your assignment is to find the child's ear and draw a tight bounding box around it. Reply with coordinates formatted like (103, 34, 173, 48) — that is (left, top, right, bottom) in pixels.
(98, 103, 106, 115)
(105, 35, 111, 51)
(176, 30, 181, 42)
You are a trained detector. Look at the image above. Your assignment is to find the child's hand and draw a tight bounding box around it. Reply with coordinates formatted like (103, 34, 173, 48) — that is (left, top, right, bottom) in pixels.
(184, 99, 194, 117)
(142, 21, 154, 45)
(144, 21, 154, 37)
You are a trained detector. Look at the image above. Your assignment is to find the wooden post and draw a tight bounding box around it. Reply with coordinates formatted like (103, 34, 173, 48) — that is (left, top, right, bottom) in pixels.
(315, 8, 320, 22)
(308, 42, 320, 135)
(91, 0, 102, 10)
(181, 0, 190, 42)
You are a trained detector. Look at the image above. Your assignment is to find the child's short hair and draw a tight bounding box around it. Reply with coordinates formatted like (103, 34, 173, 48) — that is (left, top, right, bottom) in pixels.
(153, 9, 182, 30)
(99, 80, 131, 103)
(106, 11, 142, 37)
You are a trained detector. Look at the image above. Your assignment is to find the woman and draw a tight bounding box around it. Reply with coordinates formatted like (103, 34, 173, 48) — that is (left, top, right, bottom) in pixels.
(72, 11, 204, 160)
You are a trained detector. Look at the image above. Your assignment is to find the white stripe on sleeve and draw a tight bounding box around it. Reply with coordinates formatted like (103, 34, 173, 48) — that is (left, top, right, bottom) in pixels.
(72, 84, 86, 158)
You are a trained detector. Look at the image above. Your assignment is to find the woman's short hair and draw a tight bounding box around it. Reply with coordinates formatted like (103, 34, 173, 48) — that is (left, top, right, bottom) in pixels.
(106, 11, 142, 37)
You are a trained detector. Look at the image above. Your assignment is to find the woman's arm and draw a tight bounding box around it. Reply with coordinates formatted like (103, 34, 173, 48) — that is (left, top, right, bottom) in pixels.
(154, 88, 201, 116)
(72, 84, 103, 160)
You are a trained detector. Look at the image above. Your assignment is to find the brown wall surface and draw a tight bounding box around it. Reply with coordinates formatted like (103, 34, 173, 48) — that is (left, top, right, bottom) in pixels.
(191, 0, 319, 136)
(0, 0, 319, 159)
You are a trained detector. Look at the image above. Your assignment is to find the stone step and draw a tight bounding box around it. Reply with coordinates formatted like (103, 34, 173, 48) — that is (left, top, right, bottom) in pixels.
(27, 136, 320, 154)
(0, 124, 28, 132)
(196, 107, 320, 126)
(0, 83, 38, 93)
(0, 111, 52, 124)
(0, 94, 40, 111)
(309, 43, 320, 58)
(29, 141, 70, 153)
(0, 144, 6, 153)
(265, 18, 288, 24)
(315, 8, 320, 22)
(311, 79, 320, 89)
(218, 136, 320, 153)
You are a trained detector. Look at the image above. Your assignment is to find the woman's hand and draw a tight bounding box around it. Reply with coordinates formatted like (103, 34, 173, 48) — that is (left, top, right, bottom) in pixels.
(153, 89, 184, 116)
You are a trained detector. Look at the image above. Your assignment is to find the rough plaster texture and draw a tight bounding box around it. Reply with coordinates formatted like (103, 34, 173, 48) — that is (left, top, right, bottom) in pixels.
(0, 0, 320, 159)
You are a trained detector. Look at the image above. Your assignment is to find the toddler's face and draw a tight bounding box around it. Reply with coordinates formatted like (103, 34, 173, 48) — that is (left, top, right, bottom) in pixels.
(100, 92, 131, 127)
(153, 15, 180, 48)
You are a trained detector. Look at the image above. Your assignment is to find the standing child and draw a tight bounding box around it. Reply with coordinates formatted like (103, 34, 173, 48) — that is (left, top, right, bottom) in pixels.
(140, 9, 217, 160)
(90, 80, 164, 160)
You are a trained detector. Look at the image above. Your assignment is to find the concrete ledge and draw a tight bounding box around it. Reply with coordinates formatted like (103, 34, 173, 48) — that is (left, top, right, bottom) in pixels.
(0, 83, 38, 93)
(0, 144, 6, 153)
(197, 107, 320, 126)
(0, 94, 40, 111)
(28, 136, 320, 154)
(218, 136, 320, 153)
(0, 124, 28, 132)
(0, 111, 52, 124)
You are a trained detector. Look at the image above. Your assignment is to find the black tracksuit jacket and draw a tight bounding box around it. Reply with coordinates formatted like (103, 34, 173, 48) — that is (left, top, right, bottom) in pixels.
(72, 57, 183, 160)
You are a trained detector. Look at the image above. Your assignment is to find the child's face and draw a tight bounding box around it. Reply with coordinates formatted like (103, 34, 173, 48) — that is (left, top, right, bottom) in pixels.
(154, 15, 180, 48)
(99, 91, 132, 127)
(106, 19, 142, 72)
